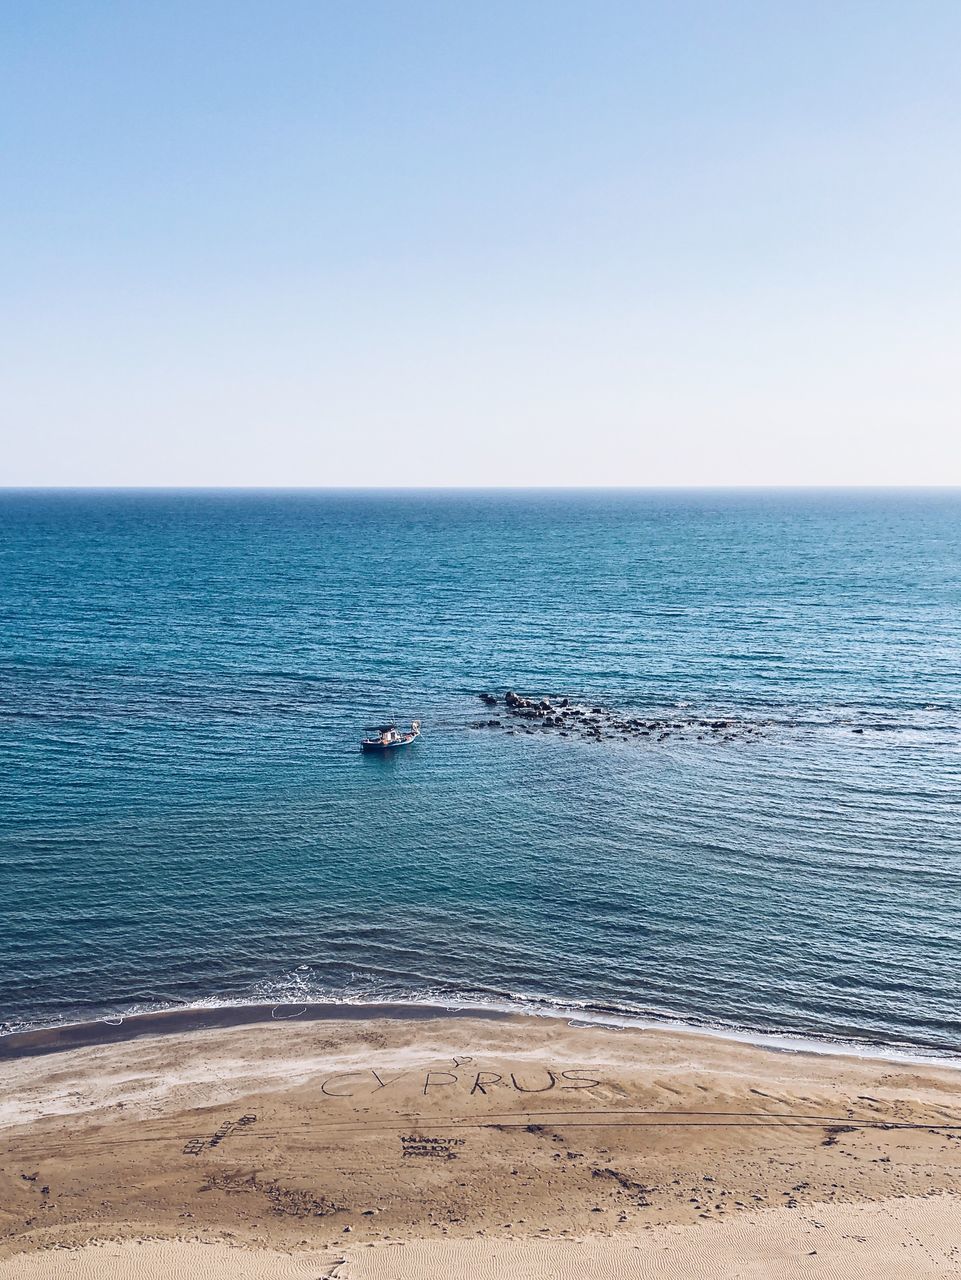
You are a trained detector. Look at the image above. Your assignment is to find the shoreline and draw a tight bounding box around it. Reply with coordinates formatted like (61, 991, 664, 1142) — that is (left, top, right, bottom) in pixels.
(2, 996, 959, 1071)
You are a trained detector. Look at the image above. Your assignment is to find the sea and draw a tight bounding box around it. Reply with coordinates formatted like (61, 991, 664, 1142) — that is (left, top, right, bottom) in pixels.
(1, 489, 959, 1059)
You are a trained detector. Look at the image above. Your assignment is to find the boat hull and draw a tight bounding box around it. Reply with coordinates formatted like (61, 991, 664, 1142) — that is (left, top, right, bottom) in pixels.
(360, 734, 419, 752)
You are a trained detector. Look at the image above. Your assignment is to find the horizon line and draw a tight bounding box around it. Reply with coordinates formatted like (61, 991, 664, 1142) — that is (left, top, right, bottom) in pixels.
(2, 484, 960, 493)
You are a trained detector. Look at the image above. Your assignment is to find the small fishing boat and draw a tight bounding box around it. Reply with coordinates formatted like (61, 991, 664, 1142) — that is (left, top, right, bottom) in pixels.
(360, 720, 421, 752)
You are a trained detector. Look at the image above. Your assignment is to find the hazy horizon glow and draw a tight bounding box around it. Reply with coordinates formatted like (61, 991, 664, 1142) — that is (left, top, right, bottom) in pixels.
(3, 2, 960, 486)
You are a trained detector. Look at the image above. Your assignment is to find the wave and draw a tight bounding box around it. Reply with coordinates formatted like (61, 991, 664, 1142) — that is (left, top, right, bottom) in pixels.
(4, 980, 960, 1070)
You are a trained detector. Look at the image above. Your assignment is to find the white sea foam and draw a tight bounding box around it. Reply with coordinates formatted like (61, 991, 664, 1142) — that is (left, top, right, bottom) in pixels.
(4, 988, 960, 1072)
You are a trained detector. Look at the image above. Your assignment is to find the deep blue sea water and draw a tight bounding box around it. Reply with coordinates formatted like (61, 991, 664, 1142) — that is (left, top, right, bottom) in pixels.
(1, 490, 959, 1056)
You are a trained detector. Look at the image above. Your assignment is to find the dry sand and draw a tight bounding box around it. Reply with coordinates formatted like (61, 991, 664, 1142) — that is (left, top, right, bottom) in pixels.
(1, 1014, 959, 1276)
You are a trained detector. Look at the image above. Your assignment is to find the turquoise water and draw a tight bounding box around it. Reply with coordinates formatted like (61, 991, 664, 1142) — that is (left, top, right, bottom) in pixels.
(1, 489, 959, 1055)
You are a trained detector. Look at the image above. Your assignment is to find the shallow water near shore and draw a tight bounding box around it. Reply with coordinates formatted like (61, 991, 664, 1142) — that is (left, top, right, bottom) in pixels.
(1, 489, 960, 1053)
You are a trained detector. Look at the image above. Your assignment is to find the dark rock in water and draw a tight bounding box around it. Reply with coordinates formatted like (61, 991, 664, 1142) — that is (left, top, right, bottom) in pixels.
(852, 727, 864, 734)
(477, 689, 766, 752)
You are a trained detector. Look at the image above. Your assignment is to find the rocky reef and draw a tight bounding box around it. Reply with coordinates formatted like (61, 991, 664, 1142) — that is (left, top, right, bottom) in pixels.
(469, 691, 769, 745)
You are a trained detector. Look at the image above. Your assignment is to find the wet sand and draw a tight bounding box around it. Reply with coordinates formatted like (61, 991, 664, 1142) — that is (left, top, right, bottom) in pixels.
(1, 1013, 960, 1276)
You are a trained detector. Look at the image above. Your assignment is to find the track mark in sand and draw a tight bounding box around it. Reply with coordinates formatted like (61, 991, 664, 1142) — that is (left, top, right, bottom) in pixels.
(655, 1081, 683, 1098)
(11, 1108, 960, 1163)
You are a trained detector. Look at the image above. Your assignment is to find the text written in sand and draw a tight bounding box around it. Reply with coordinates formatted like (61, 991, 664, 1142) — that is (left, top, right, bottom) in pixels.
(183, 1113, 257, 1156)
(401, 1135, 466, 1159)
(318, 1067, 602, 1099)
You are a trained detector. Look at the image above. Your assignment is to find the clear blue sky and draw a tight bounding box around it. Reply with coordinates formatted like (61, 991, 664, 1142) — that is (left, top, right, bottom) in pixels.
(2, 1, 959, 485)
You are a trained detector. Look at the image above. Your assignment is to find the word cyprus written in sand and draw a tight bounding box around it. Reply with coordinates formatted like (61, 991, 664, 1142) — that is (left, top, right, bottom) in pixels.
(318, 1067, 602, 1097)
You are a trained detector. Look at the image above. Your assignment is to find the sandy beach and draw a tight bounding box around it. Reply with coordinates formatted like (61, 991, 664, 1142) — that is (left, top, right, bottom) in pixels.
(1, 1012, 960, 1277)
